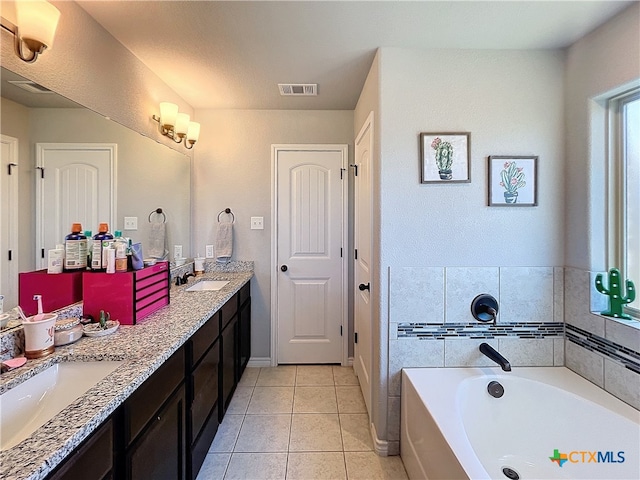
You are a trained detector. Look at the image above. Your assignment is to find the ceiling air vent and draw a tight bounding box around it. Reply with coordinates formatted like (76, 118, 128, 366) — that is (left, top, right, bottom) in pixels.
(278, 83, 317, 96)
(8, 80, 53, 94)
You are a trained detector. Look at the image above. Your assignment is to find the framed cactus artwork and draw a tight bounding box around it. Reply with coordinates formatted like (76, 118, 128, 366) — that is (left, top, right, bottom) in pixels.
(488, 155, 538, 206)
(419, 132, 470, 184)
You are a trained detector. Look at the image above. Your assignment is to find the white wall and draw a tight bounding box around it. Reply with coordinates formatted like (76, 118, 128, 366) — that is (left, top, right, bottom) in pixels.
(374, 47, 565, 452)
(192, 109, 354, 358)
(564, 2, 640, 270)
(563, 3, 640, 410)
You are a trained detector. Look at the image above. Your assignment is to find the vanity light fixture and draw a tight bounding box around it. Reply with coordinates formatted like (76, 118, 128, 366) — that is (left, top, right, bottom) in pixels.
(1, 0, 61, 63)
(152, 102, 200, 149)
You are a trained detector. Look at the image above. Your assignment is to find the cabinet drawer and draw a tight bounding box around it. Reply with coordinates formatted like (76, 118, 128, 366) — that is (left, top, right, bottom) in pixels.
(47, 418, 113, 480)
(191, 313, 219, 367)
(220, 293, 238, 329)
(191, 341, 219, 442)
(125, 347, 185, 446)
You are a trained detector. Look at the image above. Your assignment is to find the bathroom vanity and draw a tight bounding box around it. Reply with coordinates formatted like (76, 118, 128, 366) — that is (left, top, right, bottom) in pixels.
(0, 269, 252, 480)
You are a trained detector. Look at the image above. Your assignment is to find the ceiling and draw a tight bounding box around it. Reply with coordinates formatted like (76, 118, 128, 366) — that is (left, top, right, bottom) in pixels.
(77, 0, 635, 111)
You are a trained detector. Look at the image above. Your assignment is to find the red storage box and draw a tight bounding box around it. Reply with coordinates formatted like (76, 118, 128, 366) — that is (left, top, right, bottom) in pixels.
(82, 262, 170, 325)
(19, 270, 84, 316)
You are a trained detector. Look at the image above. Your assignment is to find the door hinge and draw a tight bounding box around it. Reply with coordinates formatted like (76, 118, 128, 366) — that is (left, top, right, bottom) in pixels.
(349, 163, 358, 176)
(354, 249, 358, 260)
(7, 163, 17, 175)
(340, 168, 346, 179)
(35, 166, 45, 179)
(340, 325, 343, 336)
(354, 332, 358, 344)
(340, 248, 343, 258)
(41, 248, 45, 259)
(8, 250, 12, 261)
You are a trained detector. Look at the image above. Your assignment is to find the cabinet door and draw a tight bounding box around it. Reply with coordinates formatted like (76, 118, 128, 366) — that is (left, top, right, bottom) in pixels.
(191, 340, 219, 443)
(237, 298, 251, 380)
(47, 418, 113, 480)
(126, 385, 186, 480)
(219, 315, 238, 421)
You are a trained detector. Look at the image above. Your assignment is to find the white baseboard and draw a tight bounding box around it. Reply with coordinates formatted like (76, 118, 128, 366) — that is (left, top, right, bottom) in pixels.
(346, 356, 354, 367)
(247, 357, 271, 367)
(370, 421, 390, 456)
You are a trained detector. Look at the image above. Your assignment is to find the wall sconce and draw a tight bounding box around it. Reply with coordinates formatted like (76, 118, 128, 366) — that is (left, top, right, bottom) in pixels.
(152, 102, 200, 149)
(1, 0, 61, 63)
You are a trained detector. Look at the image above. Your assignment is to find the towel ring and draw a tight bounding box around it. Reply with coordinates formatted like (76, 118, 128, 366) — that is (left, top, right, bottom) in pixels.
(217, 208, 235, 223)
(148, 208, 166, 223)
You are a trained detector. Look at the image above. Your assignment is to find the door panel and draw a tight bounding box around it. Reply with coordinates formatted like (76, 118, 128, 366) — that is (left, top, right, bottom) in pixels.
(36, 144, 115, 269)
(276, 147, 346, 364)
(354, 114, 374, 415)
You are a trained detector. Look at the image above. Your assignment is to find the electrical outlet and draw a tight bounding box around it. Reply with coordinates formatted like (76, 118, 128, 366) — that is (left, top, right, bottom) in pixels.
(205, 245, 214, 258)
(174, 245, 183, 259)
(124, 216, 138, 230)
(251, 216, 264, 230)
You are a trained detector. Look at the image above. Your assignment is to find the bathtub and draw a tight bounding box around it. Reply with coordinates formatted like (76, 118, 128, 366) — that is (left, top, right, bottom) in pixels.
(401, 367, 640, 480)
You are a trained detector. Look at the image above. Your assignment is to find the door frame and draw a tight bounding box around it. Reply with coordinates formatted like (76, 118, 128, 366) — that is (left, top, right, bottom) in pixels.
(270, 144, 349, 366)
(35, 143, 117, 270)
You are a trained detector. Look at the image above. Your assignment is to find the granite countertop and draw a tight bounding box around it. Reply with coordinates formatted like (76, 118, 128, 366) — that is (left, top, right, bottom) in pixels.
(0, 268, 253, 480)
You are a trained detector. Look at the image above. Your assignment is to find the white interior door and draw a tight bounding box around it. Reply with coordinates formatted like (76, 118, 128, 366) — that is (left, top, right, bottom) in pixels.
(354, 113, 374, 415)
(274, 145, 347, 364)
(36, 143, 116, 269)
(1, 135, 19, 310)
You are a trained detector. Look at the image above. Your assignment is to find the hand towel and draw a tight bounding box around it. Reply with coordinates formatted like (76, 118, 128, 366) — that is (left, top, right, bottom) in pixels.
(216, 221, 233, 264)
(148, 222, 167, 259)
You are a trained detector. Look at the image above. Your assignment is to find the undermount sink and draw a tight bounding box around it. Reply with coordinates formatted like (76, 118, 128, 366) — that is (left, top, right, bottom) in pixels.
(0, 361, 122, 451)
(185, 280, 230, 292)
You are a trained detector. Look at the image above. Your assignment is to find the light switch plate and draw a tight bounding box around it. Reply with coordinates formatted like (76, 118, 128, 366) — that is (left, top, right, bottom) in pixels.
(205, 245, 214, 258)
(251, 216, 264, 230)
(124, 216, 138, 230)
(174, 245, 183, 259)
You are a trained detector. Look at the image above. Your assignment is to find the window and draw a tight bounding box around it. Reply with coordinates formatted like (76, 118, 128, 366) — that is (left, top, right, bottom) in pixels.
(609, 89, 639, 318)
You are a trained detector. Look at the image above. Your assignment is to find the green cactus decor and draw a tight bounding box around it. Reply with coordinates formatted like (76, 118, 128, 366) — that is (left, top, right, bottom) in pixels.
(499, 161, 526, 204)
(431, 137, 454, 179)
(594, 268, 636, 320)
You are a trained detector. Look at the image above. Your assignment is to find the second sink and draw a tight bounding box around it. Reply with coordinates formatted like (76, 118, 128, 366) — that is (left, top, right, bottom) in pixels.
(185, 280, 230, 292)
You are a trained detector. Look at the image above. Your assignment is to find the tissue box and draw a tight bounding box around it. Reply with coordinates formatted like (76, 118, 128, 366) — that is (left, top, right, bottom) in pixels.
(82, 262, 170, 325)
(19, 270, 83, 316)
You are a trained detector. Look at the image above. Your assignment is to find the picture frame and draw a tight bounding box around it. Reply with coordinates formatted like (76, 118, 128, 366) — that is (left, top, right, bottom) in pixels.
(419, 132, 471, 184)
(488, 155, 538, 206)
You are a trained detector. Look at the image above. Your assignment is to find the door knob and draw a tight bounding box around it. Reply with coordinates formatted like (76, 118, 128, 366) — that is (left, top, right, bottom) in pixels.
(280, 265, 288, 272)
(358, 283, 370, 291)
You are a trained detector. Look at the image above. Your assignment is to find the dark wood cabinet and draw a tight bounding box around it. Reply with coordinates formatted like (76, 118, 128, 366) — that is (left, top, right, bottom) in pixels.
(47, 418, 114, 480)
(47, 280, 251, 480)
(125, 385, 186, 480)
(237, 282, 251, 380)
(187, 313, 220, 480)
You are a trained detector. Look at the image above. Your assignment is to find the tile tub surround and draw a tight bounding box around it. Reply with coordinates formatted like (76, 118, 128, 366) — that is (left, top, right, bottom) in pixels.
(0, 270, 253, 480)
(564, 266, 640, 409)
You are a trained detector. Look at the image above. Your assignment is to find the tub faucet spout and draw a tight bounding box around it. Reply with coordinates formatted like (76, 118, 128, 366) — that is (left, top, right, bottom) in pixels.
(479, 342, 511, 371)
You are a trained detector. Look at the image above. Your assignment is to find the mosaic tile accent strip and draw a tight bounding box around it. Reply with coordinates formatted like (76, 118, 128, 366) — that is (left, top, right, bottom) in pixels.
(566, 323, 640, 374)
(397, 322, 564, 339)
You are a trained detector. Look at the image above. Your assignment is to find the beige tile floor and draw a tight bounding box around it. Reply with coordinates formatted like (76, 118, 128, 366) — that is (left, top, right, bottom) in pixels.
(196, 365, 408, 480)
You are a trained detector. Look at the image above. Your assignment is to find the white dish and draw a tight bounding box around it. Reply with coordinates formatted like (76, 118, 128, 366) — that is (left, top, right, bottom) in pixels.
(0, 313, 10, 329)
(83, 320, 120, 337)
(143, 258, 157, 266)
(174, 258, 186, 266)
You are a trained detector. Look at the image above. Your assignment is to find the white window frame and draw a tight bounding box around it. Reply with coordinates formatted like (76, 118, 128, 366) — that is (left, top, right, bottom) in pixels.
(607, 88, 640, 319)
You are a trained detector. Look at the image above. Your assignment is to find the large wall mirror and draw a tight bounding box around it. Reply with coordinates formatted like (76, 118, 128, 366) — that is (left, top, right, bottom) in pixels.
(0, 67, 191, 311)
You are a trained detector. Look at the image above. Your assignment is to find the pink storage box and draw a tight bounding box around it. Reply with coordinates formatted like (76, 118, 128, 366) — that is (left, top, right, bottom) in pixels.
(19, 270, 83, 316)
(82, 262, 170, 325)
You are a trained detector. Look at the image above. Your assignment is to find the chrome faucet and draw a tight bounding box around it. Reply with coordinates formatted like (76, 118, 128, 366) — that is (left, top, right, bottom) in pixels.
(479, 342, 511, 371)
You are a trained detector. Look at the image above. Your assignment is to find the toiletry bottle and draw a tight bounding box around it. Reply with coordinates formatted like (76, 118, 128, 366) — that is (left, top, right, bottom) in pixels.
(114, 231, 128, 272)
(47, 244, 64, 274)
(84, 230, 92, 270)
(91, 223, 113, 271)
(64, 223, 87, 271)
(105, 247, 116, 274)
